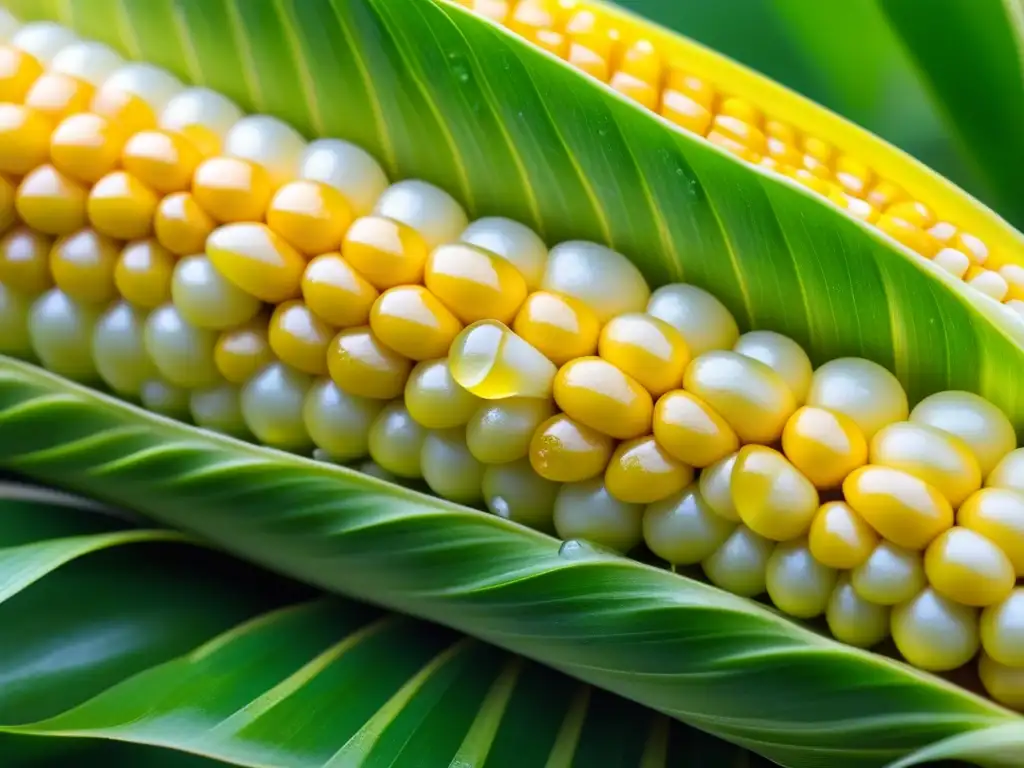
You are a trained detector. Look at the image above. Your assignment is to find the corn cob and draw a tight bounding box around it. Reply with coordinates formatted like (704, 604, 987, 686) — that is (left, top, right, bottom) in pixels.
(0, 14, 1023, 712)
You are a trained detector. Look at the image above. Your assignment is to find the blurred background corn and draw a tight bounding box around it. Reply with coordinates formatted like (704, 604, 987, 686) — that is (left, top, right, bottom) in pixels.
(0, 11, 1023, 712)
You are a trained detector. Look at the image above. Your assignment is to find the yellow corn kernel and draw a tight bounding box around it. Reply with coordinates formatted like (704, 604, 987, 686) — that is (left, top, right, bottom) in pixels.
(843, 465, 954, 550)
(171, 253, 261, 330)
(553, 356, 653, 440)
(869, 421, 981, 507)
(0, 45, 43, 102)
(604, 435, 693, 505)
(660, 89, 712, 135)
(529, 412, 614, 483)
(543, 241, 650, 324)
(808, 501, 879, 569)
(1000, 264, 1024, 301)
(701, 524, 774, 598)
(834, 155, 873, 197)
(780, 406, 868, 489)
(205, 222, 305, 304)
(190, 383, 249, 438)
(508, 0, 563, 47)
(421, 428, 486, 505)
(886, 200, 935, 229)
(49, 113, 125, 184)
(121, 129, 203, 194)
(826, 574, 890, 649)
(646, 283, 739, 357)
(114, 239, 175, 309)
(566, 34, 613, 82)
(458, 216, 548, 292)
(666, 69, 714, 111)
(719, 97, 761, 127)
(267, 300, 333, 376)
(27, 288, 101, 381)
(709, 115, 767, 155)
(979, 652, 1024, 711)
(966, 266, 1009, 301)
(806, 357, 908, 439)
(372, 179, 468, 252)
(910, 390, 1016, 477)
(448, 320, 558, 400)
(851, 540, 925, 605)
(554, 478, 644, 554)
(143, 303, 220, 389)
(369, 285, 463, 361)
(0, 104, 51, 176)
(23, 71, 95, 123)
(865, 179, 906, 210)
(609, 40, 662, 110)
(928, 221, 957, 245)
(643, 484, 736, 566)
(191, 157, 272, 223)
(828, 190, 879, 223)
(511, 290, 599, 366)
(765, 136, 802, 166)
(238, 362, 312, 452)
(368, 401, 427, 479)
(466, 397, 555, 465)
(932, 247, 970, 279)
(468, 0, 510, 23)
(153, 191, 215, 256)
(0, 226, 53, 295)
(87, 171, 159, 240)
(732, 445, 820, 541)
(988, 448, 1024, 493)
(707, 131, 761, 163)
(732, 330, 813, 403)
(326, 326, 411, 400)
(699, 452, 740, 522)
(303, 377, 384, 462)
(301, 252, 378, 329)
(425, 242, 528, 325)
(980, 589, 1024, 667)
(957, 488, 1024, 575)
(0, 173, 13, 234)
(90, 78, 163, 136)
(924, 527, 1014, 608)
(49, 227, 119, 304)
(214, 315, 274, 385)
(788, 167, 833, 196)
(954, 230, 989, 264)
(875, 214, 938, 257)
(404, 359, 481, 430)
(683, 350, 796, 444)
(799, 136, 834, 181)
(598, 312, 689, 398)
(891, 588, 979, 672)
(298, 138, 388, 219)
(15, 164, 88, 236)
(266, 180, 353, 255)
(651, 389, 739, 468)
(766, 538, 837, 619)
(342, 215, 429, 290)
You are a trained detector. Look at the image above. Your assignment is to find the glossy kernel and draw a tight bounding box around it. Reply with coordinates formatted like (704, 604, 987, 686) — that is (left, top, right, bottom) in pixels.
(49, 228, 120, 304)
(869, 421, 981, 507)
(369, 285, 463, 361)
(701, 525, 774, 598)
(529, 413, 614, 483)
(15, 164, 88, 235)
(342, 215, 429, 290)
(239, 362, 312, 452)
(143, 303, 220, 389)
(49, 113, 125, 184)
(987, 449, 1024, 494)
(875, 214, 938, 257)
(267, 301, 334, 376)
(512, 290, 600, 366)
(910, 390, 1016, 477)
(826, 575, 890, 649)
(153, 192, 215, 256)
(732, 445, 820, 541)
(958, 488, 1024, 575)
(0, 104, 52, 176)
(114, 239, 175, 309)
(425, 242, 528, 325)
(553, 356, 653, 440)
(87, 170, 159, 240)
(214, 315, 274, 385)
(266, 180, 353, 255)
(980, 589, 1024, 667)
(699, 452, 741, 522)
(646, 283, 739, 357)
(121, 129, 203, 194)
(843, 465, 953, 550)
(191, 156, 272, 223)
(808, 501, 879, 570)
(979, 653, 1024, 711)
(643, 484, 736, 566)
(598, 312, 690, 397)
(781, 406, 867, 490)
(0, 45, 44, 102)
(891, 588, 979, 672)
(851, 540, 925, 605)
(542, 241, 650, 324)
(806, 357, 908, 439)
(448, 320, 558, 400)
(205, 223, 306, 304)
(404, 359, 481, 430)
(0, 226, 53, 295)
(421, 428, 486, 505)
(554, 478, 645, 554)
(766, 539, 838, 619)
(24, 71, 95, 123)
(683, 350, 796, 444)
(604, 436, 693, 505)
(652, 389, 739, 468)
(483, 459, 559, 533)
(924, 527, 1015, 607)
(326, 326, 412, 400)
(303, 378, 383, 462)
(27, 288, 101, 381)
(300, 252, 378, 329)
(368, 402, 427, 479)
(732, 330, 812, 403)
(466, 398, 555, 465)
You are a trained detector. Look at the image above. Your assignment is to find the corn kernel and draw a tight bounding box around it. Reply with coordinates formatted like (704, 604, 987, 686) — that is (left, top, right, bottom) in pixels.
(652, 389, 739, 468)
(0, 226, 52, 295)
(91, 300, 157, 397)
(955, 231, 988, 264)
(24, 71, 95, 123)
(529, 412, 614, 483)
(508, 0, 561, 44)
(643, 484, 735, 565)
(368, 285, 463, 361)
(139, 378, 190, 420)
(91, 64, 183, 134)
(0, 45, 43, 102)
(266, 300, 333, 376)
(1000, 264, 1024, 301)
(851, 540, 925, 605)
(87, 170, 158, 240)
(206, 222, 305, 304)
(121, 130, 203, 194)
(966, 266, 1009, 301)
(298, 138, 389, 218)
(50, 41, 124, 88)
(542, 241, 650, 323)
(511, 291, 598, 366)
(699, 452, 740, 522)
(49, 227, 119, 304)
(808, 501, 878, 569)
(404, 358, 481, 430)
(732, 330, 812, 403)
(988, 449, 1024, 493)
(766, 538, 837, 619)
(368, 401, 427, 478)
(826, 575, 890, 648)
(0, 104, 51, 176)
(158, 87, 241, 143)
(49, 113, 125, 184)
(866, 180, 906, 210)
(709, 115, 766, 155)
(143, 303, 220, 389)
(660, 89, 712, 135)
(554, 477, 644, 553)
(781, 406, 868, 489)
(191, 157, 272, 223)
(421, 428, 486, 504)
(765, 136, 802, 167)
(701, 524, 774, 597)
(732, 445, 819, 541)
(239, 361, 312, 452)
(466, 397, 555, 465)
(886, 200, 935, 229)
(869, 421, 981, 507)
(834, 155, 873, 197)
(300, 252, 378, 329)
(646, 283, 739, 357)
(604, 435, 692, 505)
(828, 190, 879, 223)
(553, 356, 652, 440)
(266, 180, 352, 255)
(0, 173, 13, 234)
(449, 320, 558, 400)
(875, 214, 938, 257)
(958, 488, 1024, 575)
(303, 377, 383, 461)
(15, 164, 88, 235)
(326, 326, 411, 400)
(609, 41, 661, 110)
(425, 242, 528, 325)
(153, 192, 215, 256)
(342, 215, 429, 290)
(190, 383, 248, 438)
(924, 527, 1014, 608)
(683, 350, 796, 444)
(458, 217, 548, 291)
(719, 97, 761, 127)
(0, 283, 33, 358)
(891, 588, 979, 672)
(372, 179, 468, 251)
(843, 465, 953, 550)
(806, 357, 908, 439)
(979, 652, 1024, 711)
(482, 458, 559, 533)
(114, 239, 175, 309)
(932, 247, 970, 279)
(980, 589, 1024, 667)
(910, 390, 1015, 476)
(598, 312, 689, 397)
(169, 253, 260, 331)
(27, 287, 101, 381)
(667, 70, 714, 111)
(707, 131, 761, 163)
(214, 315, 274, 385)
(566, 37, 611, 81)
(12, 23, 76, 66)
